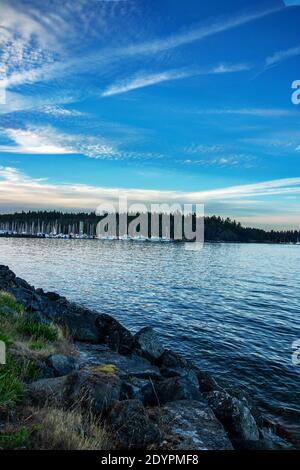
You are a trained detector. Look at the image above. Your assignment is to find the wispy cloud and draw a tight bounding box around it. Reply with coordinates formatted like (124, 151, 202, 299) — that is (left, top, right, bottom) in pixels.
(0, 126, 116, 157)
(0, 128, 74, 155)
(102, 69, 194, 97)
(120, 5, 281, 58)
(1, 2, 279, 92)
(265, 43, 300, 67)
(102, 63, 250, 97)
(183, 154, 256, 169)
(0, 125, 162, 160)
(1, 167, 300, 212)
(39, 105, 85, 117)
(197, 108, 297, 117)
(184, 144, 225, 155)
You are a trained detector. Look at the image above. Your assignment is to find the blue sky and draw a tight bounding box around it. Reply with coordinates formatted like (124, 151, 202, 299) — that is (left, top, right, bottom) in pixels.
(1, 0, 300, 228)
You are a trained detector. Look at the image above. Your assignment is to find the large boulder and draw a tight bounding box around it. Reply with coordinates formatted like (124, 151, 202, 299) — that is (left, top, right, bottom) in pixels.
(95, 315, 136, 355)
(27, 370, 121, 416)
(150, 400, 233, 450)
(27, 376, 68, 405)
(65, 370, 121, 415)
(156, 349, 190, 369)
(47, 354, 78, 377)
(107, 400, 161, 449)
(142, 376, 201, 406)
(134, 327, 165, 361)
(207, 390, 259, 442)
(157, 349, 221, 393)
(76, 343, 161, 380)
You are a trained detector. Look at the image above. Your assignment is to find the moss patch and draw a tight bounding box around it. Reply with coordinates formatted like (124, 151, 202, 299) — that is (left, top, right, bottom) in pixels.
(89, 364, 119, 375)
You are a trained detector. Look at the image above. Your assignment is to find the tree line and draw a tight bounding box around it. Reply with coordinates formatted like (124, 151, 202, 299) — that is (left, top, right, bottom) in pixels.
(0, 211, 299, 243)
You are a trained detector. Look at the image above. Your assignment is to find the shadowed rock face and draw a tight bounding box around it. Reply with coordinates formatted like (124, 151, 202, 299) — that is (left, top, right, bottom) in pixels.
(150, 400, 233, 450)
(207, 390, 260, 442)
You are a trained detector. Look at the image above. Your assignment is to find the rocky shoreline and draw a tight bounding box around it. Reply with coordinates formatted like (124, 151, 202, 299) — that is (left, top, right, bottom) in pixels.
(0, 264, 294, 450)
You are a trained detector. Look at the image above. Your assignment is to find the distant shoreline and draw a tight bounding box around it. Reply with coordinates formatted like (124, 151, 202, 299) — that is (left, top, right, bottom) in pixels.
(0, 233, 299, 246)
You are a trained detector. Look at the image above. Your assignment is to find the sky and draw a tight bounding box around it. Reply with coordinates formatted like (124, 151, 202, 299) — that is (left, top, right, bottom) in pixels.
(1, 0, 300, 229)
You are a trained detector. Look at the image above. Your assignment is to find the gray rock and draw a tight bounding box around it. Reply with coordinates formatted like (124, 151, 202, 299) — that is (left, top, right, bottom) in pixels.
(120, 378, 154, 404)
(143, 376, 202, 406)
(207, 390, 259, 442)
(47, 354, 78, 376)
(197, 370, 222, 393)
(96, 314, 136, 355)
(158, 350, 221, 393)
(151, 400, 233, 450)
(27, 376, 68, 405)
(65, 370, 121, 415)
(135, 327, 165, 361)
(27, 370, 121, 416)
(108, 399, 161, 449)
(76, 343, 161, 380)
(157, 349, 190, 369)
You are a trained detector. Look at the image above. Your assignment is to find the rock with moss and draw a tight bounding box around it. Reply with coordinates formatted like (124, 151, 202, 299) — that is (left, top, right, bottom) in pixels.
(76, 343, 161, 380)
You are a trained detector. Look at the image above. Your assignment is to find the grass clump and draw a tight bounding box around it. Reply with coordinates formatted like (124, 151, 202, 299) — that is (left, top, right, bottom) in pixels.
(0, 292, 23, 315)
(29, 340, 47, 351)
(0, 292, 58, 411)
(0, 426, 32, 450)
(0, 354, 26, 410)
(17, 319, 58, 342)
(30, 407, 112, 450)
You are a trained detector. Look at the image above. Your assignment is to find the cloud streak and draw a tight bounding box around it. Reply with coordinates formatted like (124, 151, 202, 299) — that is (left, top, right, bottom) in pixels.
(102, 63, 250, 97)
(266, 43, 300, 67)
(120, 5, 281, 58)
(197, 108, 297, 117)
(1, 167, 300, 212)
(1, 3, 279, 91)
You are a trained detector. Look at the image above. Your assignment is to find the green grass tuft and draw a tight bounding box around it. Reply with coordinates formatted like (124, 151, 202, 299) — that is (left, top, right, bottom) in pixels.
(17, 320, 58, 342)
(0, 291, 23, 315)
(0, 354, 25, 410)
(0, 426, 31, 449)
(30, 340, 47, 351)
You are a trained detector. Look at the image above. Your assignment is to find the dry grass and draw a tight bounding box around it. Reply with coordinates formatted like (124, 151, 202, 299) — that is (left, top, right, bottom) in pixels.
(29, 406, 113, 450)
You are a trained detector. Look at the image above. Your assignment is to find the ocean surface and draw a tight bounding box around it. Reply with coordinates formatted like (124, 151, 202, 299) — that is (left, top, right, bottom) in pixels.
(0, 237, 299, 433)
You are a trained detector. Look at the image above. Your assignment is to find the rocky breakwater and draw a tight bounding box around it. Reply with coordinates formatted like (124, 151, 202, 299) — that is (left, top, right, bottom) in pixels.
(0, 264, 293, 450)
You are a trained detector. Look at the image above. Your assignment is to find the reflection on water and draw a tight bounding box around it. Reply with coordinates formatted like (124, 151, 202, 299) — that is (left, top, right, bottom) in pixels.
(0, 237, 300, 428)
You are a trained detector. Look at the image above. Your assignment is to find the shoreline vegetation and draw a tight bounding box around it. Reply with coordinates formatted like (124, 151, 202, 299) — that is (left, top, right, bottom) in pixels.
(0, 211, 300, 244)
(0, 265, 297, 450)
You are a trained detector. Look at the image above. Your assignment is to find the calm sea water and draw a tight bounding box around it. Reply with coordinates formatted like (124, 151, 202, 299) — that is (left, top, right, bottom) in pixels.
(0, 238, 299, 431)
